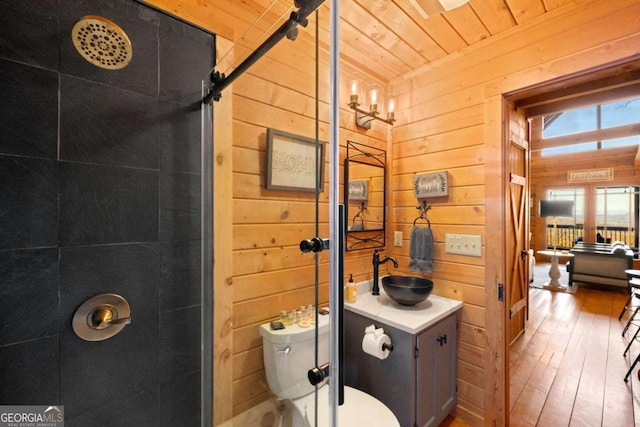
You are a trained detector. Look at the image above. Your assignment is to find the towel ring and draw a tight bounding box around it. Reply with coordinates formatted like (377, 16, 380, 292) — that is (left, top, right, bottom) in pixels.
(413, 215, 431, 227)
(351, 203, 366, 231)
(413, 202, 431, 227)
(351, 211, 364, 231)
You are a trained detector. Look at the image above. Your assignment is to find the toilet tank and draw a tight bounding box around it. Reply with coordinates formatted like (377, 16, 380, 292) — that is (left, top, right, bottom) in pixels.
(259, 312, 330, 399)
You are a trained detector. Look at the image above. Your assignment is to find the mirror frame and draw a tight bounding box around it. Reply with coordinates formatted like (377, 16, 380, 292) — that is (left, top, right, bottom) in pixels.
(344, 140, 386, 251)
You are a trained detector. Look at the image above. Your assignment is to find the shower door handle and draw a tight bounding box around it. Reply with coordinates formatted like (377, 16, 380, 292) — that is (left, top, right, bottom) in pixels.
(307, 363, 330, 386)
(299, 237, 330, 253)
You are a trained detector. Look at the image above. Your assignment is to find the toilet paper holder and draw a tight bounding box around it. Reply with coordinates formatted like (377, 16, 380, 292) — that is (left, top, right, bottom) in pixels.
(362, 325, 393, 358)
(364, 324, 393, 350)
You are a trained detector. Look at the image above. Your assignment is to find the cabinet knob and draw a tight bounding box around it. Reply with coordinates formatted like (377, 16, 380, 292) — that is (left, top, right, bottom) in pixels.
(437, 334, 447, 346)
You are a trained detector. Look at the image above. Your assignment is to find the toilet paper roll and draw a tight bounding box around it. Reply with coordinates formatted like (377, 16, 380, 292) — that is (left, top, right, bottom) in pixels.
(362, 329, 392, 360)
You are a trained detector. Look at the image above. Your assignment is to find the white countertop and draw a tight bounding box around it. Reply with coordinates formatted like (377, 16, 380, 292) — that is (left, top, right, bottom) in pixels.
(344, 278, 464, 334)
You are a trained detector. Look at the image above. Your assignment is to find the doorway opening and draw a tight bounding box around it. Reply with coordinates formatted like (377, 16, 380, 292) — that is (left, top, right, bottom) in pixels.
(505, 57, 640, 425)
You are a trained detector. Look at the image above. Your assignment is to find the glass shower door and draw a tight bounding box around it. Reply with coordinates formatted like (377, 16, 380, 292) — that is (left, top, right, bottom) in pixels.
(204, 0, 337, 424)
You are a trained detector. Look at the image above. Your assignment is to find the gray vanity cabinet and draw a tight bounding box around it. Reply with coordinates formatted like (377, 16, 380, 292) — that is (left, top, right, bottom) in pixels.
(344, 310, 457, 427)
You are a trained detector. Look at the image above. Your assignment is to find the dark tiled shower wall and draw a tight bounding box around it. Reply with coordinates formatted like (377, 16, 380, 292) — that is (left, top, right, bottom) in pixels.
(0, 1, 214, 425)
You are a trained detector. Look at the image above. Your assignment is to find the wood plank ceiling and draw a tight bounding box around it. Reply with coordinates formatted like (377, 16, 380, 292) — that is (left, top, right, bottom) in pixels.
(190, 0, 575, 84)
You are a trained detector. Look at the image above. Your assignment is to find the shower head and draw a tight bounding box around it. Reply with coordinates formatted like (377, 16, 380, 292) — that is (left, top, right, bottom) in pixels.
(71, 15, 132, 70)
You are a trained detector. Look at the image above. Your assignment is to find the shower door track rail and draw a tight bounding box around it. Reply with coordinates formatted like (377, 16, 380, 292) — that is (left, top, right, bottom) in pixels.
(202, 0, 325, 104)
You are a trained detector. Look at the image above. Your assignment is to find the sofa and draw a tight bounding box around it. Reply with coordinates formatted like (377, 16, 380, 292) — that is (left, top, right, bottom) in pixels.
(567, 242, 634, 288)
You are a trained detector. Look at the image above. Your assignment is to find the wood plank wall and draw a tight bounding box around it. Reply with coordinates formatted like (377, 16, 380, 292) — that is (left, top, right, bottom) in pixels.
(389, 0, 640, 425)
(212, 36, 235, 425)
(146, 0, 640, 425)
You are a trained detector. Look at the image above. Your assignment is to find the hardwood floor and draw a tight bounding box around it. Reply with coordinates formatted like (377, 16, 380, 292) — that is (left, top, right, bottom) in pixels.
(510, 274, 640, 426)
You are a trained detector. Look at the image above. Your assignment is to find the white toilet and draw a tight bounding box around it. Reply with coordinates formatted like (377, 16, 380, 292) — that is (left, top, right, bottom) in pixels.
(259, 312, 400, 427)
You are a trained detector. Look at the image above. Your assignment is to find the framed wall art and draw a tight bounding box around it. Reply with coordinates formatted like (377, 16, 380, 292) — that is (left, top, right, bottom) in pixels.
(348, 180, 369, 201)
(413, 171, 448, 198)
(265, 128, 325, 192)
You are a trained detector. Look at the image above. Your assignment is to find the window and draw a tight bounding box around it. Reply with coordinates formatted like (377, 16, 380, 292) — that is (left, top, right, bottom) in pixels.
(595, 186, 639, 248)
(541, 97, 640, 156)
(543, 108, 598, 137)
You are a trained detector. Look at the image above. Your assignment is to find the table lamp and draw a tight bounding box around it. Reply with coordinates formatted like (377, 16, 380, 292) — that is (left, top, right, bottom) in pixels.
(539, 200, 574, 252)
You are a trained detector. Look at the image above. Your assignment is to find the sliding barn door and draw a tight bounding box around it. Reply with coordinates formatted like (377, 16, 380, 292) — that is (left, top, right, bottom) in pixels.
(506, 101, 530, 344)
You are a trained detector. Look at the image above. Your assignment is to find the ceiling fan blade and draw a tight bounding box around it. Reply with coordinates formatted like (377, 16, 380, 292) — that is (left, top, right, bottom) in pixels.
(409, 0, 469, 18)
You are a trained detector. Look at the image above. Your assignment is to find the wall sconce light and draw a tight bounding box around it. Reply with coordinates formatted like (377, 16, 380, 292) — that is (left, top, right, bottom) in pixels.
(348, 81, 395, 129)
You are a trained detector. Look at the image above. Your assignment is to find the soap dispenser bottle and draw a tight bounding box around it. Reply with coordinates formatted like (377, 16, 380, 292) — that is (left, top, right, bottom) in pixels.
(345, 274, 357, 303)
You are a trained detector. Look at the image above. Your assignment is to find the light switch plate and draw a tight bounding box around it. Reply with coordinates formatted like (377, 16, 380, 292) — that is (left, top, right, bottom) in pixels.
(394, 231, 403, 247)
(445, 233, 482, 256)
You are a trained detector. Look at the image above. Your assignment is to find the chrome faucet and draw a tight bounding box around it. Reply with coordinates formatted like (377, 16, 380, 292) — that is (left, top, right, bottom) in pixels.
(372, 249, 398, 295)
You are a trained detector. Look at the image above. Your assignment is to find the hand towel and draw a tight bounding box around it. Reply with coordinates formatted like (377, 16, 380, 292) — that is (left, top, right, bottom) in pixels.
(351, 222, 364, 231)
(409, 225, 434, 273)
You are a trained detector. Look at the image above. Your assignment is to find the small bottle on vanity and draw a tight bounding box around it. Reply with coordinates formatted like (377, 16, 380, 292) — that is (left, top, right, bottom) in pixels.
(345, 274, 357, 303)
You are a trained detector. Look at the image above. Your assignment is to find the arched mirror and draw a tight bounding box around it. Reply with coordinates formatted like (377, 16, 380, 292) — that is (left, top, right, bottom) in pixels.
(344, 140, 386, 251)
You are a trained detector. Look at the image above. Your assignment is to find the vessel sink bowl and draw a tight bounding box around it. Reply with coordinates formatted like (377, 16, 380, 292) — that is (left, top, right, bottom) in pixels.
(381, 275, 433, 306)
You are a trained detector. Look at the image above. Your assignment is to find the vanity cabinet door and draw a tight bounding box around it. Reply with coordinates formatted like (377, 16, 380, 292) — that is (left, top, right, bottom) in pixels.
(416, 313, 457, 427)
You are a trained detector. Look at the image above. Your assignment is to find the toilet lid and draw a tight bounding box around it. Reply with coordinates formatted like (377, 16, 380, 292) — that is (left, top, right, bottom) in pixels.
(294, 385, 400, 427)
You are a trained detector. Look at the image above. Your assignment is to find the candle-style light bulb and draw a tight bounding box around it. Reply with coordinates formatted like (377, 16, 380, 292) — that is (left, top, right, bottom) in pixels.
(370, 89, 378, 113)
(387, 99, 395, 121)
(349, 81, 358, 106)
